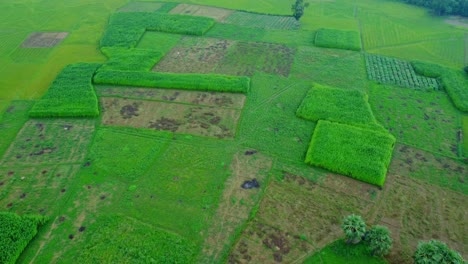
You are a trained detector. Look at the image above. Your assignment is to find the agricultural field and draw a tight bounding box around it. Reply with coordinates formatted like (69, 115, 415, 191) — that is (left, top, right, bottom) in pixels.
(0, 0, 467, 264)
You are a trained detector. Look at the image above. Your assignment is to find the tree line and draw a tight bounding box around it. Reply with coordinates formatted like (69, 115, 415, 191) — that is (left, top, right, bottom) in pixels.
(399, 0, 468, 17)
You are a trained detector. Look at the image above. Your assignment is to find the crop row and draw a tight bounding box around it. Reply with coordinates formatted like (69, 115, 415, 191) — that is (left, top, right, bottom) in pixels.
(29, 63, 101, 117)
(223, 11, 300, 30)
(365, 54, 440, 91)
(93, 71, 250, 94)
(0, 212, 47, 264)
(314, 28, 361, 51)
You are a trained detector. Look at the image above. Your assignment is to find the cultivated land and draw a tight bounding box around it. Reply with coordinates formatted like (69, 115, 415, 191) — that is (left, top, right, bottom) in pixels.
(0, 0, 467, 264)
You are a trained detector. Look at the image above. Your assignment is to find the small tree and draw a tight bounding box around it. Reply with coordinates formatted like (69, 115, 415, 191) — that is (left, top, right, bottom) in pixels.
(341, 214, 366, 244)
(291, 0, 309, 21)
(365, 225, 392, 257)
(414, 240, 464, 264)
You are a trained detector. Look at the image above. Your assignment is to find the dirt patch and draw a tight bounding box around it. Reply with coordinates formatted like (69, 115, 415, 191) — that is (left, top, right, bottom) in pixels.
(200, 151, 273, 263)
(445, 16, 468, 28)
(21, 32, 68, 48)
(153, 37, 234, 74)
(170, 4, 234, 21)
(120, 103, 140, 119)
(101, 97, 243, 138)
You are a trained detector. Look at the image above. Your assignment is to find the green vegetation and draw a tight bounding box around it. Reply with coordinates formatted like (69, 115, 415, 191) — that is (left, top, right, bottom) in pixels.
(414, 240, 465, 264)
(0, 101, 34, 157)
(93, 71, 250, 93)
(291, 0, 309, 20)
(296, 84, 380, 128)
(29, 63, 100, 117)
(342, 214, 366, 244)
(223, 11, 299, 30)
(306, 121, 396, 186)
(399, 0, 468, 17)
(99, 48, 163, 71)
(0, 212, 47, 264)
(314, 28, 361, 51)
(365, 225, 393, 257)
(366, 54, 440, 91)
(304, 239, 387, 264)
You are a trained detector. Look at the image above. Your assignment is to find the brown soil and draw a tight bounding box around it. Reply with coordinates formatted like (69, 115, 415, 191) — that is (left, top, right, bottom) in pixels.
(21, 32, 68, 48)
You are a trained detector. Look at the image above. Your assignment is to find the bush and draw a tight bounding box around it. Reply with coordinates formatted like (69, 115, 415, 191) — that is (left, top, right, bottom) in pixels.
(365, 225, 392, 257)
(93, 71, 250, 94)
(296, 84, 381, 128)
(305, 120, 396, 186)
(414, 240, 464, 264)
(99, 48, 163, 71)
(342, 214, 366, 244)
(29, 63, 101, 117)
(0, 212, 47, 264)
(315, 28, 361, 51)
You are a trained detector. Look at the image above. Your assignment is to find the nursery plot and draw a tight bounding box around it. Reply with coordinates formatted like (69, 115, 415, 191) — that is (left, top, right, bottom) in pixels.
(201, 150, 272, 263)
(20, 32, 68, 48)
(389, 144, 467, 194)
(96, 86, 246, 109)
(223, 11, 300, 30)
(117, 2, 164, 12)
(215, 42, 295, 77)
(170, 4, 234, 21)
(365, 54, 440, 90)
(100, 98, 242, 138)
(368, 84, 461, 158)
(0, 119, 95, 166)
(153, 37, 234, 74)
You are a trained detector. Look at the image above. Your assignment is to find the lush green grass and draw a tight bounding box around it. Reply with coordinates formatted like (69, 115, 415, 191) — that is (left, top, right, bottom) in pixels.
(29, 63, 100, 117)
(314, 28, 361, 51)
(296, 84, 380, 128)
(464, 114, 468, 158)
(0, 212, 47, 264)
(93, 70, 250, 93)
(0, 101, 34, 158)
(306, 120, 396, 186)
(137, 31, 182, 54)
(99, 48, 163, 71)
(304, 239, 388, 264)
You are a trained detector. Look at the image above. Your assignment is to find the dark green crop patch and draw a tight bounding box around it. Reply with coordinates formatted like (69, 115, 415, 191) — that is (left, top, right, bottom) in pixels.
(29, 63, 101, 117)
(314, 28, 361, 51)
(0, 212, 47, 264)
(99, 48, 163, 71)
(305, 120, 396, 186)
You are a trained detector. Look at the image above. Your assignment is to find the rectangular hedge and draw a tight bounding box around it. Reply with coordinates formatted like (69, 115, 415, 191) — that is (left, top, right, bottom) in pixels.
(93, 71, 250, 93)
(0, 212, 46, 264)
(29, 63, 101, 117)
(296, 84, 380, 128)
(305, 120, 396, 186)
(314, 28, 361, 51)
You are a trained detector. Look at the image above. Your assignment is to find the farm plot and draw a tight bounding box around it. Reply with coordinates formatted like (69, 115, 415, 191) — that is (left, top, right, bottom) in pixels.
(20, 32, 68, 48)
(368, 84, 461, 158)
(0, 101, 34, 158)
(223, 11, 300, 30)
(365, 54, 440, 90)
(96, 86, 246, 109)
(314, 28, 361, 51)
(215, 42, 295, 77)
(0, 119, 95, 166)
(389, 144, 467, 194)
(153, 36, 234, 74)
(100, 97, 243, 139)
(200, 151, 273, 263)
(170, 4, 234, 21)
(116, 2, 164, 12)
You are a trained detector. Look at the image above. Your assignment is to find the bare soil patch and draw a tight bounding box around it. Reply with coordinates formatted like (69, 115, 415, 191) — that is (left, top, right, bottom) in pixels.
(445, 16, 468, 29)
(170, 4, 234, 21)
(101, 97, 243, 138)
(21, 32, 68, 48)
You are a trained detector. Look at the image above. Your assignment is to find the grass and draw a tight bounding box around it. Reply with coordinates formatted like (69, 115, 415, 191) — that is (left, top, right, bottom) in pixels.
(0, 101, 34, 158)
(306, 120, 396, 186)
(314, 28, 361, 51)
(99, 48, 163, 71)
(223, 11, 299, 30)
(29, 63, 101, 117)
(304, 239, 387, 264)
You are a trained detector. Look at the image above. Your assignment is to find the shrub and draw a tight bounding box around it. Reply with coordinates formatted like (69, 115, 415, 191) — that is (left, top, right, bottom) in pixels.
(29, 63, 101, 117)
(305, 120, 396, 186)
(365, 225, 392, 257)
(93, 71, 250, 94)
(315, 28, 361, 51)
(99, 48, 163, 71)
(0, 212, 47, 264)
(342, 214, 366, 244)
(414, 240, 464, 264)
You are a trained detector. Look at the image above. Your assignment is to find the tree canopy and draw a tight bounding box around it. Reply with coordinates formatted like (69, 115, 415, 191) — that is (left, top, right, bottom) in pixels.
(399, 0, 468, 17)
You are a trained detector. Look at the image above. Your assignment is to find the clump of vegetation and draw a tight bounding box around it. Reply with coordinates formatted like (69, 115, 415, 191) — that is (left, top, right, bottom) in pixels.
(306, 120, 396, 186)
(0, 212, 47, 264)
(29, 63, 101, 117)
(314, 28, 361, 51)
(414, 240, 464, 264)
(342, 214, 366, 244)
(291, 0, 309, 21)
(94, 71, 250, 93)
(99, 48, 163, 71)
(365, 225, 393, 257)
(296, 84, 380, 128)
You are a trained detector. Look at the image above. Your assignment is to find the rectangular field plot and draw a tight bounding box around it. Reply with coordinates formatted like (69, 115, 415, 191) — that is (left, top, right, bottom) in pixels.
(215, 42, 295, 77)
(117, 2, 164, 12)
(365, 54, 440, 90)
(153, 36, 234, 74)
(223, 11, 300, 30)
(100, 97, 244, 138)
(20, 32, 68, 48)
(0, 119, 95, 166)
(169, 4, 233, 21)
(96, 86, 246, 109)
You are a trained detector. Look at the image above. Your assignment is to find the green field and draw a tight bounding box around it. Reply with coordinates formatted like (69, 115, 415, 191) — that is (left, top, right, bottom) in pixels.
(0, 0, 467, 263)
